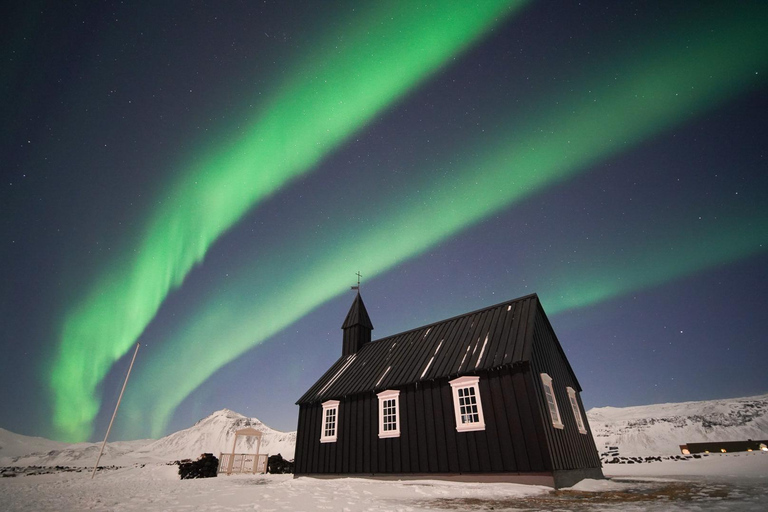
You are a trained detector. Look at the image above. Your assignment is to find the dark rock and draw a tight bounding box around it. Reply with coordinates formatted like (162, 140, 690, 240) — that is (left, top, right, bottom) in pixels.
(178, 453, 219, 479)
(267, 453, 294, 474)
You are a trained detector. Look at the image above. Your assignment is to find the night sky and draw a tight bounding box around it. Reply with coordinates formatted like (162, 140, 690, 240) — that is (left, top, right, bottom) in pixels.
(2, 1, 766, 443)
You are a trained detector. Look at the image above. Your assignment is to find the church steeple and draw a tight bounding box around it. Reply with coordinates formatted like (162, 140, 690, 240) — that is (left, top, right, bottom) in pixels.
(342, 292, 373, 357)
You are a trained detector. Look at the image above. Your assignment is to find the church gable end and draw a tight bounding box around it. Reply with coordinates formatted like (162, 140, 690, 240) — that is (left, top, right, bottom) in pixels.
(528, 303, 602, 480)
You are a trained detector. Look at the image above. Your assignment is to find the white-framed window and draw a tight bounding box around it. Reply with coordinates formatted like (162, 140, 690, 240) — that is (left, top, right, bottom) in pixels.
(320, 400, 340, 443)
(376, 389, 401, 438)
(540, 373, 564, 429)
(566, 386, 587, 434)
(449, 376, 486, 432)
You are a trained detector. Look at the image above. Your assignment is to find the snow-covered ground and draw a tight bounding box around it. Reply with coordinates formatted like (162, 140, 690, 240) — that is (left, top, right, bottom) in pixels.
(0, 468, 550, 511)
(602, 450, 767, 478)
(1, 454, 766, 511)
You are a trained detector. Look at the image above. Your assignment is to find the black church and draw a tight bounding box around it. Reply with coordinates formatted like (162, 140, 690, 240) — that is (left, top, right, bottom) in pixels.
(294, 292, 603, 488)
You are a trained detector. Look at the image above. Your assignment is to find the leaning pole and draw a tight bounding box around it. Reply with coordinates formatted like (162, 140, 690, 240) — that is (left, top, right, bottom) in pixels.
(91, 342, 140, 479)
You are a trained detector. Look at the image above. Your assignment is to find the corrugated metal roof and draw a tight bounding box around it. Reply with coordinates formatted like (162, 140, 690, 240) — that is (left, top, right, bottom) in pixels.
(297, 293, 539, 404)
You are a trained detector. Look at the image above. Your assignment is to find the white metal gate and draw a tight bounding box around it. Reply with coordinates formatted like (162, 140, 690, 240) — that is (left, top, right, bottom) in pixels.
(217, 427, 267, 475)
(218, 453, 268, 475)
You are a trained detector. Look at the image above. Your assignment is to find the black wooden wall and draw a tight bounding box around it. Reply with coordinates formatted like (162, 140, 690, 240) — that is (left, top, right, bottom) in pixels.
(528, 305, 602, 471)
(294, 366, 554, 475)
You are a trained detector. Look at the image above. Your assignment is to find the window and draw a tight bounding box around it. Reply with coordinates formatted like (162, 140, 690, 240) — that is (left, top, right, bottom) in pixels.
(320, 400, 339, 443)
(377, 389, 400, 438)
(449, 376, 486, 432)
(567, 387, 587, 434)
(540, 373, 563, 429)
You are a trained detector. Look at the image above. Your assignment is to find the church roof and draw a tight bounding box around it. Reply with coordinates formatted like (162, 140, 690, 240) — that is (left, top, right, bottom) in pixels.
(298, 293, 551, 405)
(341, 292, 373, 330)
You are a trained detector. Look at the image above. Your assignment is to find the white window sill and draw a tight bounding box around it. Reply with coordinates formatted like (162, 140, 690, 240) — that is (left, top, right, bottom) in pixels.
(456, 422, 486, 432)
(320, 436, 337, 443)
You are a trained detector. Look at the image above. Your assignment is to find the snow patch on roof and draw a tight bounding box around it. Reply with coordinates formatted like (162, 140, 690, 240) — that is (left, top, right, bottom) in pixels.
(375, 366, 391, 388)
(458, 343, 472, 372)
(475, 333, 490, 369)
(317, 354, 357, 398)
(471, 335, 481, 357)
(420, 339, 444, 380)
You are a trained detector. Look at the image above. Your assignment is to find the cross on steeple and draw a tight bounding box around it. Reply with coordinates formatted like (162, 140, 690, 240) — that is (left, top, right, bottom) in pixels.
(351, 271, 362, 291)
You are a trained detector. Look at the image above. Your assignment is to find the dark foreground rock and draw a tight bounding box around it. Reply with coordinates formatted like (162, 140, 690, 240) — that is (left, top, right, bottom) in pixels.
(177, 453, 219, 479)
(267, 453, 294, 474)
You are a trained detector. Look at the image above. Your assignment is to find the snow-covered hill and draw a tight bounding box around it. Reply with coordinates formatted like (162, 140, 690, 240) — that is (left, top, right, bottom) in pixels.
(3, 437, 157, 467)
(0, 427, 71, 461)
(134, 409, 296, 461)
(587, 393, 768, 458)
(0, 409, 295, 467)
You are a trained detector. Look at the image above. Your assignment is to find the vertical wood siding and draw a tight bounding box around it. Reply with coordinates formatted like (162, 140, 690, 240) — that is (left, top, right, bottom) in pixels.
(529, 305, 602, 470)
(294, 366, 554, 475)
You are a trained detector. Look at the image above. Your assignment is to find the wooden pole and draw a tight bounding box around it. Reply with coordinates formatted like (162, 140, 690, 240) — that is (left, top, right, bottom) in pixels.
(91, 342, 140, 479)
(228, 433, 238, 474)
(255, 435, 261, 474)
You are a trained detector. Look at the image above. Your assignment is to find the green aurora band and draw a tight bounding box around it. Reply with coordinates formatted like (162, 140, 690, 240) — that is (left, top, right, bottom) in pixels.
(122, 4, 768, 437)
(50, 1, 527, 441)
(542, 211, 767, 314)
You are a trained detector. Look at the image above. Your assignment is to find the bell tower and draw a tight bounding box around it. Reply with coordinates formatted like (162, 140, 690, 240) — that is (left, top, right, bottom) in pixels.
(341, 291, 373, 357)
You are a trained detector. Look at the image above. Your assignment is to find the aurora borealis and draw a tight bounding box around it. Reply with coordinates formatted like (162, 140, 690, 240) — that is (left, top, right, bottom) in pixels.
(48, 0, 524, 442)
(2, 1, 767, 442)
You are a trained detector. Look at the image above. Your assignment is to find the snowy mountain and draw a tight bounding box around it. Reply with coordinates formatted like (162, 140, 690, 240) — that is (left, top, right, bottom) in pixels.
(587, 393, 768, 458)
(0, 409, 295, 467)
(134, 409, 296, 461)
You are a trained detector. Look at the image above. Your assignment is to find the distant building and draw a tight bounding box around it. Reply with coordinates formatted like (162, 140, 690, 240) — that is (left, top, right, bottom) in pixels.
(680, 440, 768, 455)
(294, 292, 603, 488)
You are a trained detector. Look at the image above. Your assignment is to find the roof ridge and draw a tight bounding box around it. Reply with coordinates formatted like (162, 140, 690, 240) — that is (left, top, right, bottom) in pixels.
(366, 293, 539, 346)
